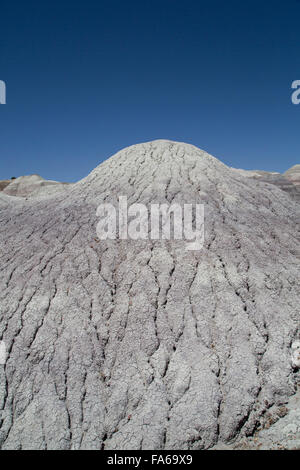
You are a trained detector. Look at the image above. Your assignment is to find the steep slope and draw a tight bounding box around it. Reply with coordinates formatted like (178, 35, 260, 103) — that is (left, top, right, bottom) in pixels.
(0, 140, 299, 450)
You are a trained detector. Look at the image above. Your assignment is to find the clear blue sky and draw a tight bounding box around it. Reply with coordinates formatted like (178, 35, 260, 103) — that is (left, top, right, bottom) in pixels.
(0, 0, 299, 182)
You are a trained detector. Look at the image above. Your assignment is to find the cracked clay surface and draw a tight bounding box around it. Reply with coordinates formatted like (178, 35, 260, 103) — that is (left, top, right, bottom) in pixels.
(0, 140, 299, 449)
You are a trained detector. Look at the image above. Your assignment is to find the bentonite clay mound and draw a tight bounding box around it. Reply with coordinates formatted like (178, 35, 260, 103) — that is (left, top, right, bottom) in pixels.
(1, 174, 71, 198)
(0, 140, 299, 449)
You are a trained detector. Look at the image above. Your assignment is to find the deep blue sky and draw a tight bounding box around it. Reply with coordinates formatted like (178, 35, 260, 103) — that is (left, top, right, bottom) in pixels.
(0, 0, 300, 182)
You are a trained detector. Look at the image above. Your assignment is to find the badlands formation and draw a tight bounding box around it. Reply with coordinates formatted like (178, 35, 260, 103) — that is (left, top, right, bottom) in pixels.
(1, 174, 70, 198)
(0, 140, 299, 449)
